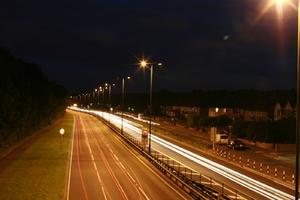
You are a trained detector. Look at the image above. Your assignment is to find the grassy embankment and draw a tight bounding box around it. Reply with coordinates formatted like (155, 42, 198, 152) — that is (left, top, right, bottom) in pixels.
(0, 112, 74, 200)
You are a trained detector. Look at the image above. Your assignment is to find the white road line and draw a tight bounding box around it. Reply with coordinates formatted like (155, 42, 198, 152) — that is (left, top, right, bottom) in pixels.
(66, 115, 75, 200)
(108, 129, 190, 200)
(81, 117, 108, 200)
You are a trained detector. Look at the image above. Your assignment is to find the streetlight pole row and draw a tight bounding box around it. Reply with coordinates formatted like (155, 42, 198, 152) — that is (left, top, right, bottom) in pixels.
(74, 59, 162, 157)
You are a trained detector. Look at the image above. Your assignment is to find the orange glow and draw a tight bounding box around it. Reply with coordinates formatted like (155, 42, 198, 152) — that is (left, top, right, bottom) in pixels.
(255, 0, 296, 23)
(140, 60, 147, 68)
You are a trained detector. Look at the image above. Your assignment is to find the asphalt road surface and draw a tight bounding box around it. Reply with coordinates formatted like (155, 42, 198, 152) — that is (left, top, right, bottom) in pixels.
(121, 120, 295, 200)
(68, 111, 191, 200)
(97, 110, 295, 200)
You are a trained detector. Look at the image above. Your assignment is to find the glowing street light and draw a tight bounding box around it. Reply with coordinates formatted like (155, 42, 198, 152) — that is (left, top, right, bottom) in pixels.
(139, 59, 163, 154)
(259, 0, 299, 198)
(140, 60, 147, 68)
(121, 76, 131, 135)
(59, 128, 65, 152)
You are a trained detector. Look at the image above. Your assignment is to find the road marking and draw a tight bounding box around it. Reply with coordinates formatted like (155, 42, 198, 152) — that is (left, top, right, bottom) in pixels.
(85, 117, 129, 200)
(107, 128, 190, 200)
(76, 109, 245, 199)
(80, 117, 109, 200)
(66, 115, 75, 200)
(76, 116, 89, 200)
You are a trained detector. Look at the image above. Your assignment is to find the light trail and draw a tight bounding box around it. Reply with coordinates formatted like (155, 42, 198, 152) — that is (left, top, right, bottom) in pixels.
(118, 112, 160, 126)
(69, 107, 295, 200)
(151, 135, 293, 200)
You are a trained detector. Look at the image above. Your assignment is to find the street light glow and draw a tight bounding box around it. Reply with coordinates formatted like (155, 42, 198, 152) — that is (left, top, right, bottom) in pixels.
(140, 60, 147, 68)
(256, 0, 296, 22)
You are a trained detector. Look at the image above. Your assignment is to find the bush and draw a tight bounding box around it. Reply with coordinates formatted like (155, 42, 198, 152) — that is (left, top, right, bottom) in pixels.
(231, 118, 295, 143)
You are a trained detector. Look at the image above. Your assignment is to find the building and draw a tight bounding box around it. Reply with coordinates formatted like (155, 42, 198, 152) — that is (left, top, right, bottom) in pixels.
(243, 110, 269, 121)
(274, 101, 295, 121)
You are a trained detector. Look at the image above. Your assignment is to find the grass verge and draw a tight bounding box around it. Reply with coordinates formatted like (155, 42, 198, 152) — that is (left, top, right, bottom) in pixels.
(0, 111, 74, 200)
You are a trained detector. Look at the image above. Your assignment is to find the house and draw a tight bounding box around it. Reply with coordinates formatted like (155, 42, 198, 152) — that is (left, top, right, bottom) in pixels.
(208, 107, 244, 119)
(274, 101, 295, 120)
(161, 105, 208, 119)
(160, 106, 180, 117)
(208, 107, 230, 117)
(243, 110, 269, 121)
(282, 101, 294, 119)
(274, 102, 282, 121)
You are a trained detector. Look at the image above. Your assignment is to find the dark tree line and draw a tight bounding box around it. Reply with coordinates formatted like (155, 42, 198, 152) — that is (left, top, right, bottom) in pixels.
(0, 48, 67, 147)
(231, 118, 295, 143)
(106, 89, 295, 115)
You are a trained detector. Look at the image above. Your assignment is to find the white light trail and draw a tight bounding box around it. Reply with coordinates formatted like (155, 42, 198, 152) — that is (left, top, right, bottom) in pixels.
(69, 107, 294, 200)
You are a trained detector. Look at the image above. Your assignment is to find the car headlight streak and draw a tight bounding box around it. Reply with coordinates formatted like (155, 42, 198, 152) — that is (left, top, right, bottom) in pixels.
(69, 107, 294, 200)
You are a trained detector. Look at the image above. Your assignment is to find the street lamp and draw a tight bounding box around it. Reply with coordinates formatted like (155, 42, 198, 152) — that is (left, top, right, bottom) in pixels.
(109, 107, 113, 124)
(212, 107, 219, 151)
(140, 59, 163, 155)
(94, 89, 97, 107)
(121, 76, 131, 135)
(103, 83, 115, 109)
(258, 1, 298, 198)
(109, 83, 115, 107)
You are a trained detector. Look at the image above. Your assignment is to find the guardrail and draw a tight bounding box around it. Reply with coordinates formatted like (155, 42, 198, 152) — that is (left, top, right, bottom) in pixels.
(72, 108, 252, 199)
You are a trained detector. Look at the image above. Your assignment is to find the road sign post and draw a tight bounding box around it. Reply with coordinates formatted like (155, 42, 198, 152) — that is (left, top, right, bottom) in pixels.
(59, 128, 65, 152)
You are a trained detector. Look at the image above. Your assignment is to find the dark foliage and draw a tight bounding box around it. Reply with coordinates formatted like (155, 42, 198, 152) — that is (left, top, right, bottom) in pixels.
(231, 118, 295, 143)
(198, 116, 232, 128)
(0, 47, 67, 146)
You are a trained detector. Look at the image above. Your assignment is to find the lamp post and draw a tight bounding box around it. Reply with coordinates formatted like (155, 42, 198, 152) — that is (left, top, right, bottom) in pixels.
(97, 87, 100, 106)
(140, 60, 162, 155)
(121, 76, 131, 135)
(104, 83, 115, 109)
(101, 86, 104, 104)
(109, 107, 113, 124)
(59, 128, 65, 152)
(258, 1, 299, 197)
(109, 83, 115, 108)
(94, 89, 97, 107)
(212, 107, 219, 151)
(296, 1, 300, 198)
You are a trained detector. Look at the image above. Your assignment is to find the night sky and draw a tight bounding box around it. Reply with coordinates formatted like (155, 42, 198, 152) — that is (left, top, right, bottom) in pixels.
(0, 0, 297, 93)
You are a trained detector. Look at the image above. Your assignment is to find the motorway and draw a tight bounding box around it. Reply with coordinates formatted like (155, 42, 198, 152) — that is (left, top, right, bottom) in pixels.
(67, 111, 191, 200)
(71, 108, 298, 200)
